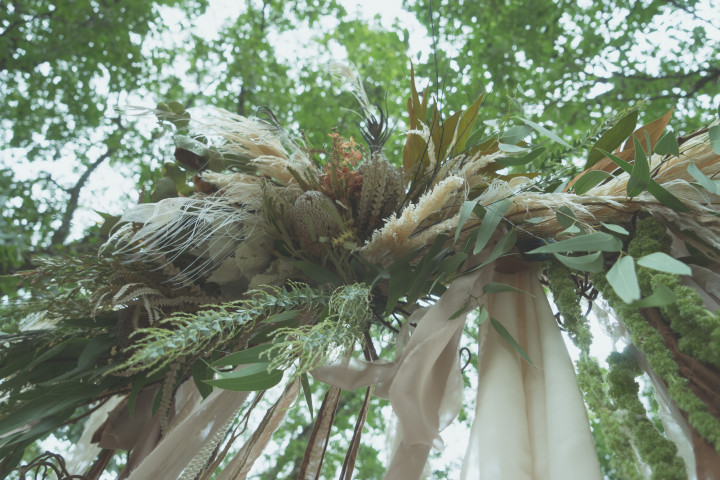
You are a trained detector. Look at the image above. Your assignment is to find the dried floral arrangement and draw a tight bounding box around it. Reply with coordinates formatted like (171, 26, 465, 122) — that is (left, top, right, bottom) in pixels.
(2, 64, 720, 480)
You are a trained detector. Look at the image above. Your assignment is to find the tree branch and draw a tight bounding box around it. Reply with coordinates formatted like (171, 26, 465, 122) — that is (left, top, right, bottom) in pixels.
(50, 118, 126, 246)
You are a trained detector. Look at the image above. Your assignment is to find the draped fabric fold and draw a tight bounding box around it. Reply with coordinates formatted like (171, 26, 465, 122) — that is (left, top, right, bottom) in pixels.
(314, 261, 602, 480)
(462, 269, 602, 479)
(125, 388, 250, 480)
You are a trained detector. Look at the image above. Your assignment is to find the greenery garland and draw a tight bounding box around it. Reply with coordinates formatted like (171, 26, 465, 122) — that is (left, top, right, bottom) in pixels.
(592, 217, 720, 453)
(607, 348, 686, 479)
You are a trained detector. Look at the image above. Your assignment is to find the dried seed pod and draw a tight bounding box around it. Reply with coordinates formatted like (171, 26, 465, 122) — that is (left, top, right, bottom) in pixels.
(356, 153, 404, 239)
(292, 190, 342, 257)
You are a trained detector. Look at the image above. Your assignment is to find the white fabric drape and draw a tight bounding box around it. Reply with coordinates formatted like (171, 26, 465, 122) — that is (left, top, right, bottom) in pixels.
(313, 261, 602, 479)
(462, 269, 602, 479)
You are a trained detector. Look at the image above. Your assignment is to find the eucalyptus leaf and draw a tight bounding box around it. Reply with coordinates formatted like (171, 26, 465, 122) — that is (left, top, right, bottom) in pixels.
(654, 131, 680, 157)
(191, 359, 214, 399)
(601, 222, 630, 235)
(636, 252, 692, 275)
(555, 206, 577, 229)
(585, 110, 638, 169)
(709, 125, 720, 155)
(495, 147, 546, 167)
(528, 232, 623, 254)
(553, 252, 604, 273)
(687, 161, 718, 194)
(626, 136, 650, 197)
(598, 148, 689, 212)
(205, 368, 284, 392)
(449, 299, 471, 320)
(500, 125, 533, 144)
(498, 142, 530, 153)
(473, 198, 512, 255)
(478, 229, 517, 268)
(516, 117, 571, 147)
(631, 284, 677, 308)
(292, 261, 340, 285)
(454, 200, 478, 243)
(490, 318, 534, 365)
(212, 344, 275, 368)
(606, 256, 641, 304)
(573, 170, 613, 195)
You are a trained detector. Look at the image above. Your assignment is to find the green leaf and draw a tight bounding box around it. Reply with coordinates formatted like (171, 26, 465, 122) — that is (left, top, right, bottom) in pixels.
(553, 252, 604, 273)
(211, 344, 275, 368)
(626, 136, 650, 197)
(516, 117, 571, 148)
(477, 305, 489, 325)
(473, 198, 512, 255)
(204, 365, 284, 392)
(482, 282, 533, 296)
(454, 200, 478, 243)
(586, 110, 638, 169)
(528, 232, 623, 254)
(601, 222, 630, 236)
(500, 125, 533, 144)
(573, 170, 613, 195)
(490, 318, 534, 365)
(687, 161, 718, 194)
(606, 256, 641, 304)
(598, 148, 689, 212)
(262, 310, 300, 324)
(455, 93, 485, 152)
(300, 373, 314, 419)
(385, 263, 415, 316)
(497, 142, 529, 153)
(477, 229, 517, 269)
(449, 299, 471, 320)
(191, 359, 214, 399)
(636, 252, 692, 275)
(555, 206, 577, 229)
(292, 261, 340, 285)
(709, 125, 720, 155)
(439, 252, 468, 274)
(631, 284, 677, 308)
(495, 147, 546, 167)
(654, 131, 680, 157)
(150, 176, 178, 202)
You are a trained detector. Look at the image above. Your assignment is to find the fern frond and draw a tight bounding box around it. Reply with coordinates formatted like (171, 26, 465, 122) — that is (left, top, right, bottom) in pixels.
(110, 283, 331, 377)
(265, 283, 372, 377)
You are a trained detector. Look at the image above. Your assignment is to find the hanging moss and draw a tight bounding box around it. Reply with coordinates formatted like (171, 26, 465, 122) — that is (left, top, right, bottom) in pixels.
(627, 217, 720, 368)
(591, 272, 720, 452)
(607, 349, 686, 480)
(546, 261, 592, 352)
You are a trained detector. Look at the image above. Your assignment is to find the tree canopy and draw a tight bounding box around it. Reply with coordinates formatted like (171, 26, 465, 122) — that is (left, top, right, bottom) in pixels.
(1, 0, 719, 478)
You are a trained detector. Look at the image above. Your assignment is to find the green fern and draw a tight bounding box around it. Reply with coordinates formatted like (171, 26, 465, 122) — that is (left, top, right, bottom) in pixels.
(111, 283, 332, 377)
(265, 283, 372, 377)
